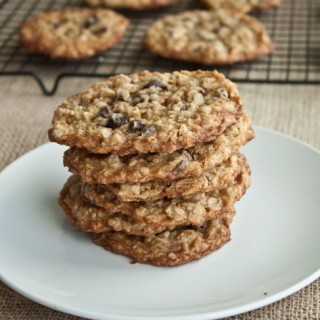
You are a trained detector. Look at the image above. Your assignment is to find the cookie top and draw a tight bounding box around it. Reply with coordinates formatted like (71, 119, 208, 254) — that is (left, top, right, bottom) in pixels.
(19, 8, 129, 60)
(107, 152, 246, 202)
(202, 0, 282, 13)
(59, 175, 165, 236)
(64, 114, 254, 184)
(48, 70, 243, 155)
(145, 10, 273, 65)
(82, 165, 250, 229)
(84, 0, 177, 10)
(92, 212, 233, 266)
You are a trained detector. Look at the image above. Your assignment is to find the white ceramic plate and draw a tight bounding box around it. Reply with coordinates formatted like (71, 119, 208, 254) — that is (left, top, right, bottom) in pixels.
(0, 127, 319, 320)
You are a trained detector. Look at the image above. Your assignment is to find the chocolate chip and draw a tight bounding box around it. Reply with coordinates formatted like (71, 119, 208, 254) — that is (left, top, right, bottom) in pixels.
(217, 87, 228, 99)
(84, 14, 98, 28)
(132, 92, 144, 104)
(144, 156, 153, 163)
(93, 26, 108, 35)
(52, 21, 60, 28)
(98, 106, 127, 128)
(116, 92, 126, 102)
(98, 106, 111, 118)
(182, 103, 189, 110)
(198, 223, 207, 232)
(129, 120, 145, 132)
(172, 160, 187, 172)
(143, 79, 168, 90)
(105, 113, 127, 129)
(141, 124, 157, 136)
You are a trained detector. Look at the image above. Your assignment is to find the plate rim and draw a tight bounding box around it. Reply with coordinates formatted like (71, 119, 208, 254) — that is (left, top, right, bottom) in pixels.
(1, 268, 319, 320)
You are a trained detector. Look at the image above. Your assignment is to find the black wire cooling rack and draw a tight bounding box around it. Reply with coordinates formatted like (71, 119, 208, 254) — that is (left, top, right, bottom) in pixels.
(0, 0, 319, 95)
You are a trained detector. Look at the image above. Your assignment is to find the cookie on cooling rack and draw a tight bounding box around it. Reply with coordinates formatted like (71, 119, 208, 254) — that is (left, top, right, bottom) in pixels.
(48, 70, 243, 155)
(253, 0, 283, 11)
(84, 0, 177, 10)
(145, 10, 273, 65)
(202, 0, 282, 13)
(19, 8, 129, 60)
(81, 163, 250, 229)
(92, 212, 234, 266)
(64, 114, 254, 185)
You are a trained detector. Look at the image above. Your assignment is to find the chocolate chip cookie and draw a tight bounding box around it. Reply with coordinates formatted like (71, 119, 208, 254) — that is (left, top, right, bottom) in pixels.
(82, 164, 250, 229)
(84, 0, 177, 10)
(19, 8, 129, 60)
(202, 0, 282, 13)
(64, 114, 254, 184)
(105, 152, 247, 202)
(59, 164, 249, 236)
(145, 10, 273, 65)
(48, 70, 243, 155)
(59, 175, 166, 235)
(92, 212, 234, 266)
(253, 0, 283, 10)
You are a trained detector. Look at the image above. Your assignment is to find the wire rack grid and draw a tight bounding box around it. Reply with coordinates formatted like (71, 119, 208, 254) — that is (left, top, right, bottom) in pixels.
(0, 0, 319, 95)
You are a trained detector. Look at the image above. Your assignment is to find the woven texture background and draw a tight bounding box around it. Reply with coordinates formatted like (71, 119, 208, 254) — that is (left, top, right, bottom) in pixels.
(0, 77, 319, 320)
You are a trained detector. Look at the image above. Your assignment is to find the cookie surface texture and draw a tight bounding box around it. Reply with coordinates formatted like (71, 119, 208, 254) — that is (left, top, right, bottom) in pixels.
(81, 163, 250, 229)
(92, 212, 234, 266)
(64, 114, 254, 184)
(19, 8, 129, 60)
(202, 0, 282, 13)
(59, 175, 166, 236)
(84, 0, 177, 10)
(145, 10, 273, 65)
(106, 152, 247, 202)
(48, 70, 243, 155)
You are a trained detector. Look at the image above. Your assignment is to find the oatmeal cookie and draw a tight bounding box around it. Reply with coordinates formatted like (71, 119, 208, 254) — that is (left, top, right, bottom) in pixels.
(105, 152, 247, 202)
(59, 175, 165, 235)
(48, 70, 243, 155)
(82, 164, 250, 228)
(19, 8, 129, 60)
(64, 114, 254, 184)
(145, 10, 273, 65)
(92, 212, 234, 266)
(202, 0, 282, 13)
(253, 0, 282, 10)
(84, 0, 177, 10)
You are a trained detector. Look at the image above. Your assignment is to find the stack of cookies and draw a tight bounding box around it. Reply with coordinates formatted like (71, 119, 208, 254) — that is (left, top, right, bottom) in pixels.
(48, 70, 255, 266)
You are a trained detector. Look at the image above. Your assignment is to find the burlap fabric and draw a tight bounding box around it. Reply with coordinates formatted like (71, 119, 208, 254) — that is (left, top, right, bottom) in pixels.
(0, 77, 319, 319)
